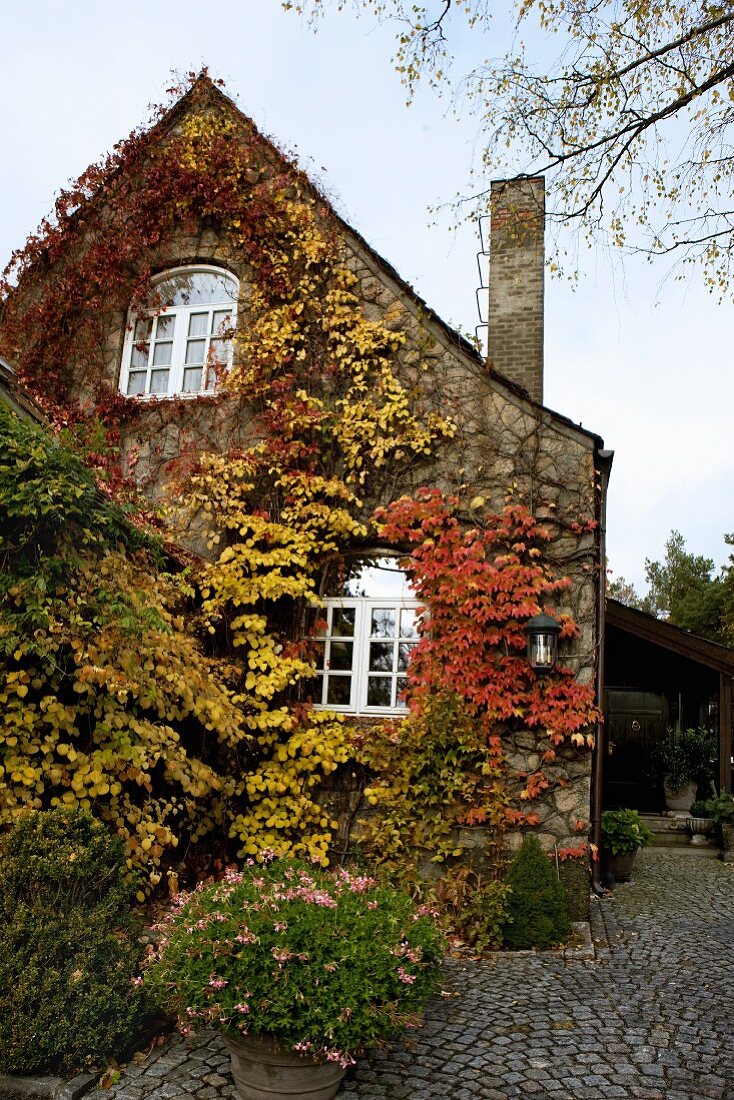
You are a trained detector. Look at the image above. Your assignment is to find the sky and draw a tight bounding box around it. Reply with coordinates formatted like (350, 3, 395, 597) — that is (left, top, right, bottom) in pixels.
(1, 0, 732, 594)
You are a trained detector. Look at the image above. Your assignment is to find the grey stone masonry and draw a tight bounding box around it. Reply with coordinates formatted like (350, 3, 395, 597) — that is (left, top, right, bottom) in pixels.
(488, 178, 545, 404)
(83, 848, 733, 1099)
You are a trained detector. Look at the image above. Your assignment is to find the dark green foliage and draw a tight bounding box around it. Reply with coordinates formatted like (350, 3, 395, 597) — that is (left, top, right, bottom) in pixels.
(557, 859, 590, 924)
(501, 835, 570, 950)
(651, 727, 717, 793)
(702, 790, 734, 824)
(0, 808, 146, 1075)
(600, 809, 653, 854)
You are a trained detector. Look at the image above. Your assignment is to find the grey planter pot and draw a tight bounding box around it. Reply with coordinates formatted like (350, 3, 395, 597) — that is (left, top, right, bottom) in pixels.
(663, 777, 697, 812)
(225, 1032, 346, 1100)
(603, 848, 637, 884)
(686, 816, 712, 845)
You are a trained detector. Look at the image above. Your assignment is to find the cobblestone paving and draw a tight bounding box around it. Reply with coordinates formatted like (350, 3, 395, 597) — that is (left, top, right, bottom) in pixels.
(91, 850, 734, 1100)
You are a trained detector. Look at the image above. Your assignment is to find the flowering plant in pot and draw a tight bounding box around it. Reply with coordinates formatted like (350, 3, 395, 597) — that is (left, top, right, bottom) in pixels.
(144, 854, 445, 1100)
(600, 809, 653, 883)
(651, 727, 717, 811)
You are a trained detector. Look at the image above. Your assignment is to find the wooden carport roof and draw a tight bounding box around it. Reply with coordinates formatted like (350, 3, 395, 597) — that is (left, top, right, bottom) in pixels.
(606, 598, 734, 675)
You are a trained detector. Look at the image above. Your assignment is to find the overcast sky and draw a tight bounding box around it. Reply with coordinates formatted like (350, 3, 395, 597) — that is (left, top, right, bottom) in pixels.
(2, 1, 731, 593)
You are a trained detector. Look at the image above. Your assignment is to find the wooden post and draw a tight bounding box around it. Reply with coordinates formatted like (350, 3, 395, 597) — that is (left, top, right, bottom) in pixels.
(719, 672, 732, 793)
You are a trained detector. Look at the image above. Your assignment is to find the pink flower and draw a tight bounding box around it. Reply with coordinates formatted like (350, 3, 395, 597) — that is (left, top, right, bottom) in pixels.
(274, 921, 287, 932)
(397, 966, 416, 985)
(233, 1002, 250, 1014)
(208, 976, 228, 990)
(131, 976, 143, 987)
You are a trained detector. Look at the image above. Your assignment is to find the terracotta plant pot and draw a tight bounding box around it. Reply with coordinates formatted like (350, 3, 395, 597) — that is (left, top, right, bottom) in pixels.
(663, 777, 697, 812)
(225, 1032, 346, 1100)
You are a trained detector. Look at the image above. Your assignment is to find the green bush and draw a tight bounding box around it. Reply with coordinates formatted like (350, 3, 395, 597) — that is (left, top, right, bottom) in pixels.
(501, 835, 570, 950)
(0, 808, 146, 1075)
(600, 809, 653, 854)
(558, 858, 590, 924)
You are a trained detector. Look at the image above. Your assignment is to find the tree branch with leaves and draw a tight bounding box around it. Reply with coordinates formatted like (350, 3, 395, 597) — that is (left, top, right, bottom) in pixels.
(289, 0, 734, 293)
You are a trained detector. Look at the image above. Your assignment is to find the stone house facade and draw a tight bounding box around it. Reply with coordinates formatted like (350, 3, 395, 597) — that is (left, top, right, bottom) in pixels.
(0, 76, 609, 870)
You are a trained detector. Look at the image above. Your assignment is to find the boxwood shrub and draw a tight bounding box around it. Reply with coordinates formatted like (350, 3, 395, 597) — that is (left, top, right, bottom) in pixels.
(501, 834, 570, 949)
(0, 808, 146, 1075)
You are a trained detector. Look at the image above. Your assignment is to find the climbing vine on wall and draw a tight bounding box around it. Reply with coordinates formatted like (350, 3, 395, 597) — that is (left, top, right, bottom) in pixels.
(0, 75, 598, 893)
(356, 491, 599, 875)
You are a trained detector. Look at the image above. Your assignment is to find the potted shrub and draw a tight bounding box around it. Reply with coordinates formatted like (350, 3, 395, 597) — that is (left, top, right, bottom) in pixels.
(144, 855, 444, 1100)
(651, 727, 717, 811)
(687, 799, 713, 845)
(601, 809, 653, 883)
(702, 790, 734, 854)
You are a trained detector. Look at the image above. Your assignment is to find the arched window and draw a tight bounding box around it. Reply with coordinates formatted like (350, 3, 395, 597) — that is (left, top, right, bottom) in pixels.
(120, 266, 238, 398)
(310, 557, 421, 715)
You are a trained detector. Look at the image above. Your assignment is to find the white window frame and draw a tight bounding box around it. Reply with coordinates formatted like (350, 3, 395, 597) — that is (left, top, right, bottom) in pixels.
(311, 596, 421, 716)
(119, 265, 238, 399)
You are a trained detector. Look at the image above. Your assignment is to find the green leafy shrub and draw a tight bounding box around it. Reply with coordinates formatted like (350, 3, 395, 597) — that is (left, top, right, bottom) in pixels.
(0, 808, 146, 1075)
(702, 790, 734, 824)
(600, 809, 653, 854)
(501, 835, 570, 950)
(651, 727, 717, 792)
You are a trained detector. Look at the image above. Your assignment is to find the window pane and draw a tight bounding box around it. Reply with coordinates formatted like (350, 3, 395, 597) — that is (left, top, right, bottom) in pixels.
(156, 315, 175, 339)
(152, 342, 173, 366)
(311, 641, 325, 670)
(127, 371, 147, 396)
(188, 312, 209, 337)
(204, 367, 217, 393)
(326, 676, 351, 706)
(332, 608, 355, 637)
(371, 608, 395, 638)
(211, 309, 232, 335)
(157, 270, 238, 307)
(182, 367, 203, 392)
(185, 339, 207, 365)
(367, 677, 392, 707)
(130, 343, 149, 370)
(398, 642, 416, 672)
(209, 338, 231, 364)
(149, 369, 170, 394)
(400, 609, 420, 639)
(396, 677, 408, 708)
(369, 642, 394, 672)
(341, 557, 413, 598)
(134, 317, 152, 342)
(327, 640, 353, 671)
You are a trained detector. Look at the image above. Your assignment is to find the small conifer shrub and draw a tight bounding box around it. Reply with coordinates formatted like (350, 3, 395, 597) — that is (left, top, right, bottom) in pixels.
(501, 835, 571, 950)
(0, 808, 146, 1075)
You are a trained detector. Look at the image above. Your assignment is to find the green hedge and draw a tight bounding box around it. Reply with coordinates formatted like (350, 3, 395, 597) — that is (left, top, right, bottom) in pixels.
(0, 808, 146, 1075)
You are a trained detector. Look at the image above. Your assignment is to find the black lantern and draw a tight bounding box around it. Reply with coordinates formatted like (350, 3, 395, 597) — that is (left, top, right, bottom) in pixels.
(525, 612, 561, 674)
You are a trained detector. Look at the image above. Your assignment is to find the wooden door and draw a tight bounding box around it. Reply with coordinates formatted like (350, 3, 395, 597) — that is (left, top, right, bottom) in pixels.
(605, 689, 666, 810)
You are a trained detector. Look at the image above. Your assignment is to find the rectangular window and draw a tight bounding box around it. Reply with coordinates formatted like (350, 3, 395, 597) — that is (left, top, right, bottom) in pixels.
(310, 599, 420, 715)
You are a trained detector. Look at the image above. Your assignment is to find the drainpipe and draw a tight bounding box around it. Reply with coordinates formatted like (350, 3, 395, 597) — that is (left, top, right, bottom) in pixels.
(591, 448, 614, 895)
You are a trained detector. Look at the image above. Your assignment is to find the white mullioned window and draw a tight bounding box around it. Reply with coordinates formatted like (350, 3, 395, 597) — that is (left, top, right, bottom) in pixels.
(310, 557, 421, 715)
(120, 266, 238, 398)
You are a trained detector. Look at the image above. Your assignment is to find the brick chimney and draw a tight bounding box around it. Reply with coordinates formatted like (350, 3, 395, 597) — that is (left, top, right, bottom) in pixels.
(487, 177, 545, 404)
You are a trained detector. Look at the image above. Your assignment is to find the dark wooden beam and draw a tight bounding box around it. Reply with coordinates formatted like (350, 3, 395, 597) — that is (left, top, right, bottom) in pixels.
(720, 673, 732, 793)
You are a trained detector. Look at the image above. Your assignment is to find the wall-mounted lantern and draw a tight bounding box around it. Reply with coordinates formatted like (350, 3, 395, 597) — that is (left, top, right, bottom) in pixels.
(525, 612, 561, 675)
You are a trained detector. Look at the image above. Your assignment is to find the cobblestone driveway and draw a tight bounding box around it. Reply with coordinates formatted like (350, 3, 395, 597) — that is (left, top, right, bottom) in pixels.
(93, 850, 734, 1100)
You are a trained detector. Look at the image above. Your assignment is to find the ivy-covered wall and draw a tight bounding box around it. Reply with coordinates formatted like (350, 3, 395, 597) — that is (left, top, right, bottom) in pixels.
(0, 74, 603, 901)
